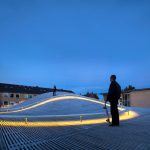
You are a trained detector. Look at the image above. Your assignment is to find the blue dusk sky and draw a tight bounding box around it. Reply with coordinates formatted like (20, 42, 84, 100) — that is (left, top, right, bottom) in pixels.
(0, 0, 150, 93)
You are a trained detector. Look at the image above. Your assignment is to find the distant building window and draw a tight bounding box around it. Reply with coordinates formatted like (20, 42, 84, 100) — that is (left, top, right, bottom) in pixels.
(24, 94, 28, 99)
(16, 94, 19, 98)
(29, 95, 33, 98)
(23, 94, 33, 99)
(4, 101, 9, 105)
(10, 94, 14, 98)
(3, 93, 9, 98)
(10, 102, 15, 105)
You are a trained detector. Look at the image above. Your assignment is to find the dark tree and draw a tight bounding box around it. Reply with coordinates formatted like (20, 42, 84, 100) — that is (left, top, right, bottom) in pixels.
(84, 92, 99, 99)
(124, 85, 135, 91)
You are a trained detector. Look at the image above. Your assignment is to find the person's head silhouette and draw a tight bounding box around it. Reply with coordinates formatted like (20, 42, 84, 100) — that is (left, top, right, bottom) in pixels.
(110, 75, 116, 82)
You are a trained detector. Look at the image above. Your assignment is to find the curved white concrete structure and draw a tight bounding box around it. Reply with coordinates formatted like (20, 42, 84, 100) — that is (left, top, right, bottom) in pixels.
(0, 92, 111, 116)
(0, 92, 139, 128)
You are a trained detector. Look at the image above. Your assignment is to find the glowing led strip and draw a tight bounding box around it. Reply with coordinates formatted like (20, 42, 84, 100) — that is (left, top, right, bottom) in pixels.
(0, 112, 104, 118)
(0, 111, 139, 127)
(0, 95, 125, 114)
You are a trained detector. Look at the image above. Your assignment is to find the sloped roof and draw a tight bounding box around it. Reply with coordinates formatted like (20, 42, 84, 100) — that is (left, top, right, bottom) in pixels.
(0, 83, 73, 94)
(131, 88, 150, 92)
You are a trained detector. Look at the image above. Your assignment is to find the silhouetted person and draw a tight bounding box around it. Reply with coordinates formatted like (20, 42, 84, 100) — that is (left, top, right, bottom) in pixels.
(106, 75, 121, 126)
(53, 85, 57, 96)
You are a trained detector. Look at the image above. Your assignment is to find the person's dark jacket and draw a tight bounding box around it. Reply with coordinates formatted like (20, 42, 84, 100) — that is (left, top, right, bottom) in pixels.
(107, 81, 121, 103)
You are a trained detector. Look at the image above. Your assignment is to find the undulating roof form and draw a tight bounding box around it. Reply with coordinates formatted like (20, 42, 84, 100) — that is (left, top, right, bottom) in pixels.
(0, 92, 106, 116)
(0, 91, 143, 150)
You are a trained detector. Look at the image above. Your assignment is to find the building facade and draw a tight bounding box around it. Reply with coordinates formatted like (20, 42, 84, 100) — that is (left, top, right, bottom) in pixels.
(102, 88, 150, 108)
(0, 83, 73, 107)
(0, 92, 37, 106)
(126, 89, 150, 107)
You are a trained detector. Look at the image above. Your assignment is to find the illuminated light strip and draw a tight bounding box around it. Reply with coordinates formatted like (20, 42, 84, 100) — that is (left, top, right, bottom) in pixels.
(0, 112, 104, 118)
(0, 111, 139, 127)
(0, 95, 125, 114)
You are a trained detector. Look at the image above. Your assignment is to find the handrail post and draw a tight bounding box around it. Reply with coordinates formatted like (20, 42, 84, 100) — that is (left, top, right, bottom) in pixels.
(25, 117, 28, 124)
(80, 116, 82, 122)
(128, 100, 130, 116)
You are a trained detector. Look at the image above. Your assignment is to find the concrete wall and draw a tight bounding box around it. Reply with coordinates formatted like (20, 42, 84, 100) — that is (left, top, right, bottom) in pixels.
(130, 90, 150, 107)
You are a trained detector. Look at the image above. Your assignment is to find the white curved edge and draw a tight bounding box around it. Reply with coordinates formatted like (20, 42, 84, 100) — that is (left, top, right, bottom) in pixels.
(0, 94, 126, 115)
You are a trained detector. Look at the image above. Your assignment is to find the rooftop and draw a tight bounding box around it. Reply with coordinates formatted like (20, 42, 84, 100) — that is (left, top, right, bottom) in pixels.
(1, 108, 150, 150)
(0, 93, 150, 149)
(0, 83, 73, 94)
